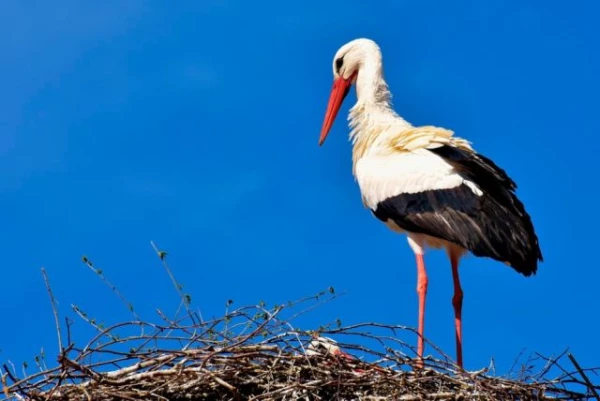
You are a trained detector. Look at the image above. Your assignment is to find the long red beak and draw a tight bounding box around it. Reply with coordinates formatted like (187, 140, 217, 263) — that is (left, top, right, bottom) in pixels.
(319, 74, 355, 146)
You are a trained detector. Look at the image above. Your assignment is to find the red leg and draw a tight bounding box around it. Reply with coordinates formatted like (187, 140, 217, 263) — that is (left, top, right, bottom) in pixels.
(450, 253, 464, 369)
(416, 253, 428, 367)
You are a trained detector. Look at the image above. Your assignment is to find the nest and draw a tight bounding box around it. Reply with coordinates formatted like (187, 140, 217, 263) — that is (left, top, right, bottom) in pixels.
(2, 249, 599, 400)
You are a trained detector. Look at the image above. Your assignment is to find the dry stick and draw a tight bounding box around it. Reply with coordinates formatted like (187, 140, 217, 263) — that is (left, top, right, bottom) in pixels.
(1, 372, 11, 399)
(2, 365, 58, 392)
(65, 317, 74, 349)
(1, 365, 16, 386)
(568, 353, 600, 401)
(41, 268, 63, 354)
(327, 322, 454, 365)
(286, 291, 344, 323)
(150, 241, 201, 325)
(534, 349, 569, 381)
(199, 307, 284, 371)
(81, 256, 141, 322)
(76, 320, 160, 361)
(536, 351, 581, 390)
(506, 347, 527, 379)
(71, 305, 119, 342)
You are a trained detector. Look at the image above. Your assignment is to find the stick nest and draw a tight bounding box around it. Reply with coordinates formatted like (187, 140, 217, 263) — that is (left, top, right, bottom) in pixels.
(2, 251, 599, 400)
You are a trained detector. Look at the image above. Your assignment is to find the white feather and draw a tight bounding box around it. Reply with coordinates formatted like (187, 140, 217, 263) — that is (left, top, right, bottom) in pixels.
(355, 148, 482, 210)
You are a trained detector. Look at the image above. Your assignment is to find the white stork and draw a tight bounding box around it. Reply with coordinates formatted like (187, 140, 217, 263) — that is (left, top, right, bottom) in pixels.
(318, 38, 543, 369)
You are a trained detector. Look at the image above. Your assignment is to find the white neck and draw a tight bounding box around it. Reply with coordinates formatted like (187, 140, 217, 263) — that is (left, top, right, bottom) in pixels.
(347, 56, 411, 147)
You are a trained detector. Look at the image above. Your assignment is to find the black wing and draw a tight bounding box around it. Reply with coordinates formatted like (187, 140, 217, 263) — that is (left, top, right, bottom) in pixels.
(373, 145, 543, 276)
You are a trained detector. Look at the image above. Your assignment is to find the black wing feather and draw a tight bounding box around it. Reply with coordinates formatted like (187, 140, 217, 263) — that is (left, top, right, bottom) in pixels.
(373, 145, 543, 276)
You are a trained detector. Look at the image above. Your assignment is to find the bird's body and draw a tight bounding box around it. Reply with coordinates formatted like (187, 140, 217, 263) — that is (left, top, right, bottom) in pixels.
(318, 38, 542, 369)
(353, 124, 541, 275)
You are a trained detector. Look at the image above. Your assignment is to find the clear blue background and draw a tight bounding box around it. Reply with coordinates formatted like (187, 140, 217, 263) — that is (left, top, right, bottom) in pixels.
(1, 0, 598, 375)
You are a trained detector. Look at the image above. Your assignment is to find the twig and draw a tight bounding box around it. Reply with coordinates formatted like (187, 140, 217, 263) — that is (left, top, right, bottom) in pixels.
(41, 268, 63, 354)
(65, 317, 73, 348)
(81, 255, 141, 322)
(150, 241, 201, 325)
(71, 305, 119, 342)
(568, 352, 600, 401)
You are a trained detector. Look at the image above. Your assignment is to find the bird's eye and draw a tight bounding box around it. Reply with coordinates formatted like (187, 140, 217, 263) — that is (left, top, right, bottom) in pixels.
(335, 56, 344, 72)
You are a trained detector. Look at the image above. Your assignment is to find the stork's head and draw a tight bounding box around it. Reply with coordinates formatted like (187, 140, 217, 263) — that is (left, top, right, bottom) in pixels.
(319, 38, 383, 146)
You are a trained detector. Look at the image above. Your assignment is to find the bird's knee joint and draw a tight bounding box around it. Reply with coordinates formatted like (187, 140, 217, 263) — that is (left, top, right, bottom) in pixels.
(416, 278, 429, 294)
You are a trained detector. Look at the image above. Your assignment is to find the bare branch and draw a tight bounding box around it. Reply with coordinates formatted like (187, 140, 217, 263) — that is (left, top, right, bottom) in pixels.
(41, 268, 63, 354)
(150, 241, 201, 325)
(568, 352, 600, 400)
(81, 256, 140, 322)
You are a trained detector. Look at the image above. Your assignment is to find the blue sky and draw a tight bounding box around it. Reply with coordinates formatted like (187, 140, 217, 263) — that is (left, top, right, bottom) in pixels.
(1, 0, 599, 375)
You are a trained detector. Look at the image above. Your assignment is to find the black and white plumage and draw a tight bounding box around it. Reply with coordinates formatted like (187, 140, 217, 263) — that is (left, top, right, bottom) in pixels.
(318, 38, 543, 369)
(372, 144, 541, 276)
